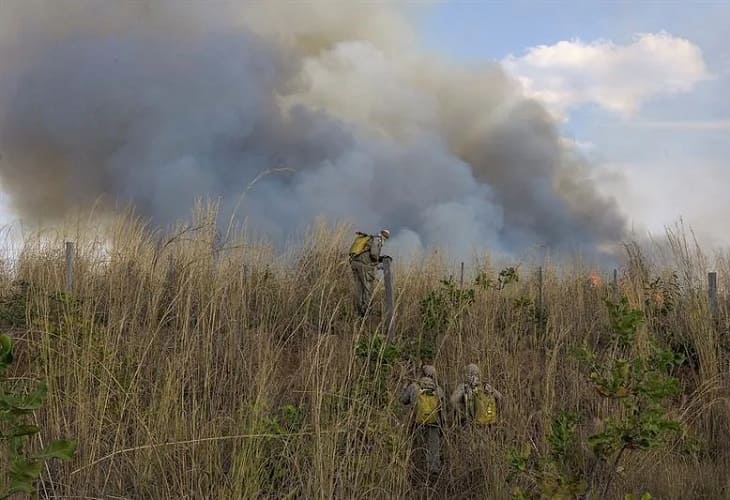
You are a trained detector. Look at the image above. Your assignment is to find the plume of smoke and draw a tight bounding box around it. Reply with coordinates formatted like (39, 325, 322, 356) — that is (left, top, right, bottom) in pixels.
(0, 1, 626, 260)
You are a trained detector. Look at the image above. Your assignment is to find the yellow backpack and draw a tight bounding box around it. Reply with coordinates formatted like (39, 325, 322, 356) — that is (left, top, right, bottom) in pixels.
(349, 232, 371, 257)
(473, 389, 497, 425)
(415, 389, 440, 425)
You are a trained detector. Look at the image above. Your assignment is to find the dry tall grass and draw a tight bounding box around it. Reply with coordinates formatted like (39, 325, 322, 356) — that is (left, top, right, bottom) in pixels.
(1, 207, 728, 499)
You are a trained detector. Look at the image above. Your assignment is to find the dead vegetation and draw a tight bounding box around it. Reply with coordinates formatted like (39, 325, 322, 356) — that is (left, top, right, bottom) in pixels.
(0, 207, 728, 499)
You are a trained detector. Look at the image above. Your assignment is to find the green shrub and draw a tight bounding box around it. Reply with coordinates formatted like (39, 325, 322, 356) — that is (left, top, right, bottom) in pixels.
(420, 278, 474, 333)
(509, 297, 683, 499)
(0, 334, 76, 497)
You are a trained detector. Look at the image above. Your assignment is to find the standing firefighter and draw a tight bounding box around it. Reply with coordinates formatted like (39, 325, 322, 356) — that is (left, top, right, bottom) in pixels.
(400, 365, 445, 474)
(450, 363, 502, 426)
(349, 229, 390, 317)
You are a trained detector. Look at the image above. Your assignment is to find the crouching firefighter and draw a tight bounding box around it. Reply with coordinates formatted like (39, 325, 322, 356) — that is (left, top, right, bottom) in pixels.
(400, 365, 445, 475)
(348, 229, 390, 317)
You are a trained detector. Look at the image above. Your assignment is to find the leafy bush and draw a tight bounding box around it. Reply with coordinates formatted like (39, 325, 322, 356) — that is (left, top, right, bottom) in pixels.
(0, 287, 27, 329)
(509, 297, 684, 499)
(580, 298, 683, 497)
(355, 333, 401, 370)
(604, 297, 645, 348)
(508, 412, 586, 500)
(0, 334, 76, 497)
(420, 278, 474, 333)
(475, 266, 520, 291)
(354, 333, 402, 407)
(497, 266, 520, 289)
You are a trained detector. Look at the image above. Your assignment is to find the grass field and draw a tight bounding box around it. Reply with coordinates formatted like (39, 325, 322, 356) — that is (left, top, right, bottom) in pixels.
(1, 208, 728, 499)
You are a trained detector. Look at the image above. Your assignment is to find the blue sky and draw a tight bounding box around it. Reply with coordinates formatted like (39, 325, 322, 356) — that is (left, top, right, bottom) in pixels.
(414, 0, 730, 245)
(417, 1, 730, 63)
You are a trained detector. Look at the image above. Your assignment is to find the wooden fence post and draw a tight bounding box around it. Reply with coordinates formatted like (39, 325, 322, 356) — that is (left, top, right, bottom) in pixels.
(460, 262, 464, 288)
(536, 266, 544, 336)
(383, 257, 395, 341)
(65, 241, 74, 293)
(708, 272, 718, 320)
(537, 266, 543, 309)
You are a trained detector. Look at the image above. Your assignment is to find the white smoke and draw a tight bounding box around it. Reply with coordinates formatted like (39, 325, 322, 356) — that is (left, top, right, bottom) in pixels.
(0, 1, 626, 260)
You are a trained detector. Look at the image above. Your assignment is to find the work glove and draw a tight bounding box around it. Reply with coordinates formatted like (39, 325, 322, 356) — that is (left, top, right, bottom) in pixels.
(485, 383, 503, 399)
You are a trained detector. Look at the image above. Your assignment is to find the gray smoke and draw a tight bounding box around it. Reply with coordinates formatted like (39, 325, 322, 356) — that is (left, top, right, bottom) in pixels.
(0, 1, 626, 259)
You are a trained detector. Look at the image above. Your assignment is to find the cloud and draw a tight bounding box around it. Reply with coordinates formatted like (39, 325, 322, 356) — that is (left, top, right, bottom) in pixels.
(627, 119, 730, 130)
(503, 32, 711, 117)
(595, 160, 730, 249)
(560, 137, 595, 152)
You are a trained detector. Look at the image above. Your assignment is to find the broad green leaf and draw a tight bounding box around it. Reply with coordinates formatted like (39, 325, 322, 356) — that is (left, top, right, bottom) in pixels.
(4, 384, 48, 411)
(39, 439, 77, 461)
(0, 333, 11, 349)
(9, 457, 42, 481)
(7, 436, 24, 458)
(9, 424, 41, 437)
(0, 333, 12, 369)
(7, 479, 35, 495)
(588, 431, 619, 457)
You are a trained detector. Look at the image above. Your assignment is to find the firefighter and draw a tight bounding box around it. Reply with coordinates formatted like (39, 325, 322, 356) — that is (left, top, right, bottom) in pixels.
(349, 229, 390, 317)
(450, 363, 502, 426)
(400, 365, 446, 474)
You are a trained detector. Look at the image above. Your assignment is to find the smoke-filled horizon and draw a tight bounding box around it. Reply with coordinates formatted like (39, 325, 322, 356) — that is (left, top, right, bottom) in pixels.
(0, 1, 626, 260)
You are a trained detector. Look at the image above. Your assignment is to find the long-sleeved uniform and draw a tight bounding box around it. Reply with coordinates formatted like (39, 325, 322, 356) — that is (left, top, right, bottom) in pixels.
(450, 380, 502, 424)
(400, 375, 445, 474)
(349, 235, 383, 317)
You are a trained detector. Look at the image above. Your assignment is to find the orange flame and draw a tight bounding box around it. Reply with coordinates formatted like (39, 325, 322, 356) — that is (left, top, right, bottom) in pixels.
(588, 271, 603, 288)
